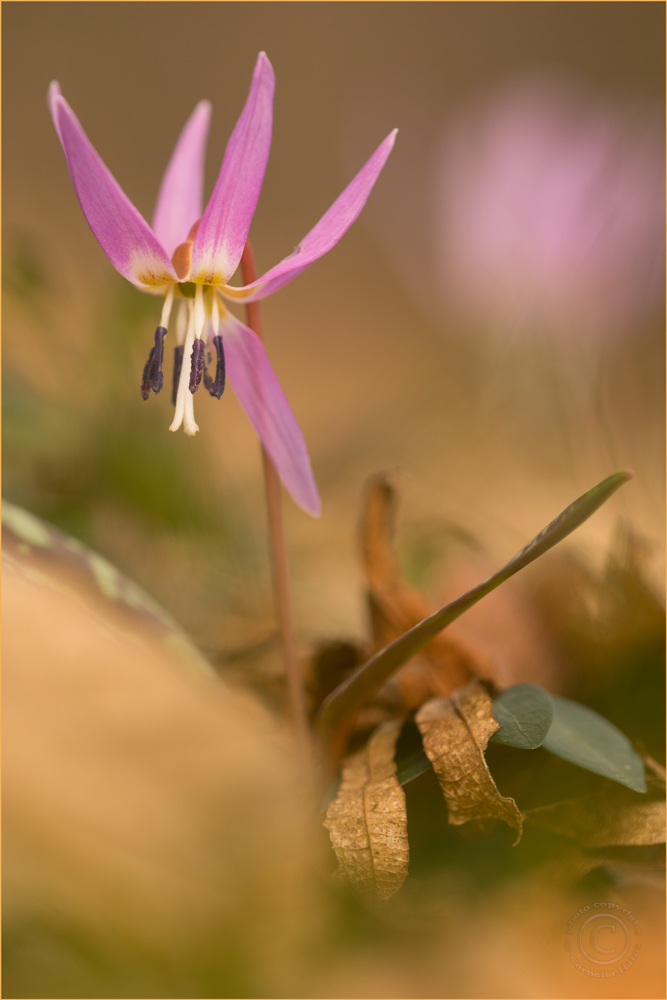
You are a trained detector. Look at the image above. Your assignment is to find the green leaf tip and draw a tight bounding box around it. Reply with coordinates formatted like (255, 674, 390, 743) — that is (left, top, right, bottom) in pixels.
(542, 697, 647, 793)
(317, 472, 633, 747)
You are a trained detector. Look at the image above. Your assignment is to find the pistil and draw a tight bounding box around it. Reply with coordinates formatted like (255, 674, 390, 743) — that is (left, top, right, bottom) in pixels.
(169, 283, 206, 435)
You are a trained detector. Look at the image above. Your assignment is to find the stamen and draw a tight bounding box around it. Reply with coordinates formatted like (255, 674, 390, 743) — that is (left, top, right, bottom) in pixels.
(172, 345, 184, 406)
(160, 285, 175, 329)
(204, 335, 226, 398)
(140, 347, 155, 400)
(189, 338, 205, 393)
(194, 282, 206, 338)
(151, 327, 167, 394)
(211, 293, 220, 335)
(176, 300, 188, 345)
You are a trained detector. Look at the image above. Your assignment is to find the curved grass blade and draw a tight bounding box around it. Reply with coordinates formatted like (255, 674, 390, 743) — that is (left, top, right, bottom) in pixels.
(317, 472, 632, 746)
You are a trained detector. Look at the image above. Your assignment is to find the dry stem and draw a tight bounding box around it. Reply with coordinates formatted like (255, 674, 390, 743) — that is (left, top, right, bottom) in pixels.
(240, 242, 311, 760)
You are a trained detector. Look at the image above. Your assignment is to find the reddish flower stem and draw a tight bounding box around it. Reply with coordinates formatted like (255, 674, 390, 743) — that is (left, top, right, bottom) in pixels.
(240, 241, 311, 759)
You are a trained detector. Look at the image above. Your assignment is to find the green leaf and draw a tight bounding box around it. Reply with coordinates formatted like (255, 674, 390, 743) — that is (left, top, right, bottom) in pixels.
(395, 748, 433, 786)
(542, 696, 647, 793)
(394, 720, 432, 786)
(317, 471, 632, 746)
(490, 684, 554, 749)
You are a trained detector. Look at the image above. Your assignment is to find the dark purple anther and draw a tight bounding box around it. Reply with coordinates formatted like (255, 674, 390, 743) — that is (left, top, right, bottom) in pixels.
(172, 345, 184, 406)
(151, 326, 167, 394)
(189, 338, 205, 393)
(140, 347, 155, 400)
(204, 335, 226, 399)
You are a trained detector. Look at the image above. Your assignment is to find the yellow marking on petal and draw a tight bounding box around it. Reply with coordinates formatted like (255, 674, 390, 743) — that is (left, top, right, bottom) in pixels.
(191, 269, 225, 286)
(135, 271, 177, 289)
(130, 248, 177, 289)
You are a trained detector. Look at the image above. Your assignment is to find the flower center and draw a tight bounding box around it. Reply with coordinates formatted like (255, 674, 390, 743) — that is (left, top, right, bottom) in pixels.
(140, 283, 226, 436)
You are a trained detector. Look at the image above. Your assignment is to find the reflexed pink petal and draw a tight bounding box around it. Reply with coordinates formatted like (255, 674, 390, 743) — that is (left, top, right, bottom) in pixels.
(152, 100, 212, 258)
(221, 310, 320, 516)
(221, 129, 397, 302)
(48, 82, 177, 289)
(191, 53, 274, 285)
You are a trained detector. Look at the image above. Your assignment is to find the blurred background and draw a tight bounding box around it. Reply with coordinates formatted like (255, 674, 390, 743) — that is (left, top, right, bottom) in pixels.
(3, 4, 665, 997)
(4, 1, 665, 658)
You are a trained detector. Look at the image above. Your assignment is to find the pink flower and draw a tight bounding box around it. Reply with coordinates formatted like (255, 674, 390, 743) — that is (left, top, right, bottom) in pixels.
(49, 52, 396, 516)
(435, 75, 664, 339)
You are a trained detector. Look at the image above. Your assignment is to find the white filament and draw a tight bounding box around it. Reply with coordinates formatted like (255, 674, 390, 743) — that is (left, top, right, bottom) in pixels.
(211, 292, 220, 336)
(160, 285, 175, 329)
(194, 282, 206, 339)
(176, 299, 188, 345)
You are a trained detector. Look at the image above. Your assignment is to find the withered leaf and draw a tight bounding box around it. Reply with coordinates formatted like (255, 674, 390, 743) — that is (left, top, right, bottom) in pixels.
(361, 475, 484, 706)
(324, 718, 409, 900)
(416, 680, 523, 843)
(524, 794, 666, 849)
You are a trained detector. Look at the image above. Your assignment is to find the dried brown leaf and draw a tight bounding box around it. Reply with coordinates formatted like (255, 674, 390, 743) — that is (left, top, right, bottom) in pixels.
(324, 718, 409, 901)
(361, 475, 486, 704)
(416, 680, 523, 843)
(524, 794, 666, 848)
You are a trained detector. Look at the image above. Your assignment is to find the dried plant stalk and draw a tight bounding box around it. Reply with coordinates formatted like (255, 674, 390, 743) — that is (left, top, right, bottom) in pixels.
(361, 474, 485, 704)
(525, 796, 665, 848)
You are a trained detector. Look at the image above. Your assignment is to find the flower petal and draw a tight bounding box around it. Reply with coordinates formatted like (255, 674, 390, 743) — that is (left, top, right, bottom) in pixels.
(221, 129, 398, 302)
(48, 82, 177, 289)
(221, 310, 320, 517)
(191, 53, 275, 285)
(152, 100, 212, 258)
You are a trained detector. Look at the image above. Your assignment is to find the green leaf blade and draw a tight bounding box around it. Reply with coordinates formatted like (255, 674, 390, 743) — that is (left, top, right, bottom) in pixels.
(394, 720, 433, 786)
(490, 683, 554, 749)
(395, 749, 432, 786)
(542, 697, 647, 793)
